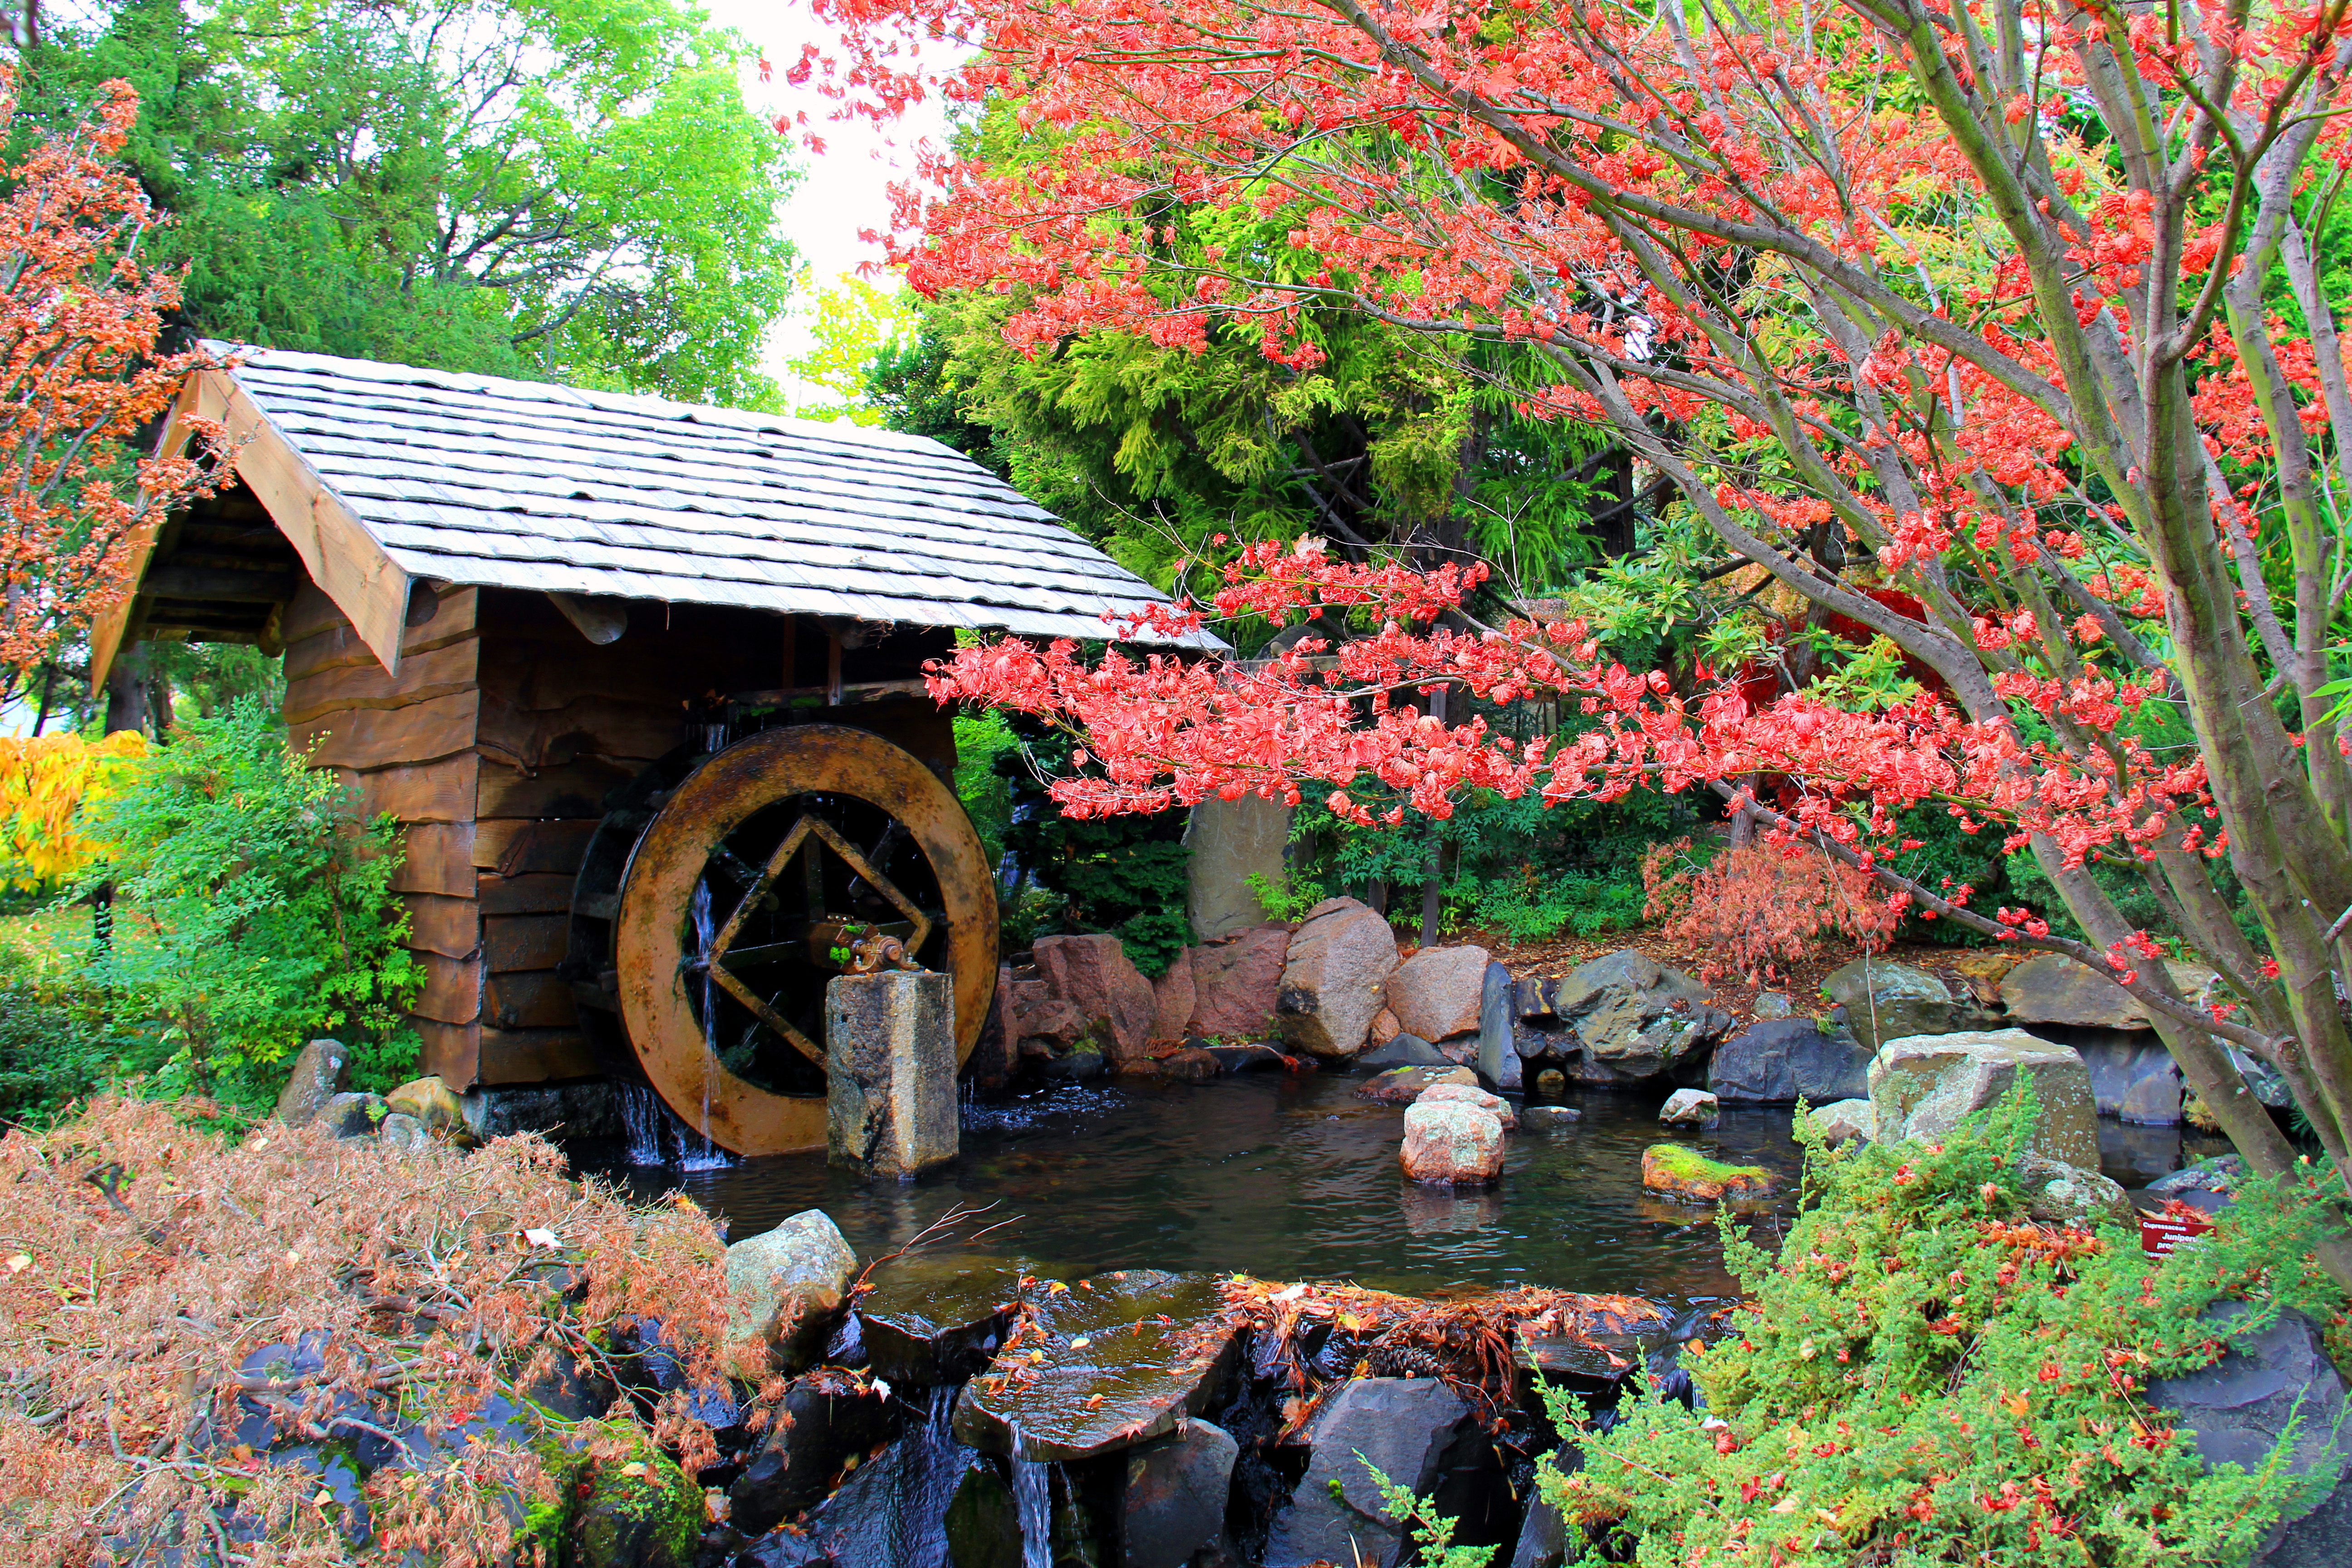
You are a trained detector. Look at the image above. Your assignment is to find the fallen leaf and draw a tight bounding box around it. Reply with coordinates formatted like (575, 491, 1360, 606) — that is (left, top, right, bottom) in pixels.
(1068, 1336, 1091, 1350)
(5, 1253, 29, 1273)
(522, 1227, 560, 1248)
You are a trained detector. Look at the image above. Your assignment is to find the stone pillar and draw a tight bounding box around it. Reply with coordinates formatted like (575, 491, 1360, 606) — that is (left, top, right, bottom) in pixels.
(1183, 794, 1293, 941)
(826, 970, 959, 1178)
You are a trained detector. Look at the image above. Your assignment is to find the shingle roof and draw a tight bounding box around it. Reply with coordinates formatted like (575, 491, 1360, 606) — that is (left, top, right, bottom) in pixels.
(215, 343, 1219, 648)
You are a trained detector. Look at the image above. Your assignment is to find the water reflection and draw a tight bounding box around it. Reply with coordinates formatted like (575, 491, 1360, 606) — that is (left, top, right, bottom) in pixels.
(578, 1074, 1817, 1316)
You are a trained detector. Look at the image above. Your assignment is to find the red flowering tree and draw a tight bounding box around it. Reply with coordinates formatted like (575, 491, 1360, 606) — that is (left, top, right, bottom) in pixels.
(817, 0, 2352, 1211)
(0, 70, 230, 704)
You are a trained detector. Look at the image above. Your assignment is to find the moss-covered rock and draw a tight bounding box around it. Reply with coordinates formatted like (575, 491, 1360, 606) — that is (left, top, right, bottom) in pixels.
(564, 1423, 701, 1568)
(1641, 1143, 1774, 1202)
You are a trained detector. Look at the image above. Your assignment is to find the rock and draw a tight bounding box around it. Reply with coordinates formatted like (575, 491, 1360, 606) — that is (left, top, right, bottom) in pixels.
(518, 1350, 614, 1423)
(1514, 976, 1556, 1022)
(1019, 995, 1087, 1051)
(1384, 945, 1492, 1043)
(861, 1254, 1025, 1386)
(1508, 1443, 1582, 1568)
(1805, 1099, 1875, 1142)
(2150, 1305, 2351, 1512)
(1204, 1041, 1288, 1073)
(1368, 1007, 1403, 1048)
(1263, 1377, 1473, 1568)
(1822, 960, 1965, 1052)
(1533, 1068, 1566, 1095)
(1868, 1029, 2100, 1168)
(1276, 897, 1401, 1058)
(1033, 933, 1160, 1063)
(375, 1112, 431, 1153)
(1707, 1019, 1871, 1104)
(828, 970, 960, 1178)
(1659, 1088, 1718, 1127)
(1514, 1021, 1574, 1061)
(2117, 1065, 2185, 1126)
(954, 1271, 1238, 1461)
(1186, 925, 1292, 1038)
(801, 1421, 962, 1568)
(1416, 1080, 1518, 1130)
(1355, 1064, 1475, 1104)
(274, 1039, 349, 1127)
(1551, 951, 1731, 1083)
(1752, 992, 1795, 1021)
(2262, 1468, 2352, 1566)
(1040, 1049, 1107, 1081)
(1151, 949, 1197, 1044)
(1119, 1418, 1238, 1568)
(383, 1074, 464, 1133)
(315, 1091, 389, 1140)
(1358, 1033, 1447, 1068)
(1524, 1104, 1580, 1131)
(1641, 1145, 1773, 1202)
(945, 1460, 1022, 1568)
(1999, 951, 2219, 1029)
(2149, 1155, 2247, 1196)
(459, 1081, 623, 1141)
(613, 1321, 743, 1435)
(2051, 1033, 2182, 1124)
(1185, 792, 1293, 941)
(729, 1370, 899, 1534)
(1399, 1100, 1507, 1186)
(2227, 1043, 2294, 1107)
(565, 1426, 701, 1568)
(725, 1209, 858, 1374)
(1476, 959, 1524, 1091)
(2018, 1154, 2135, 1229)
(1158, 1046, 1220, 1083)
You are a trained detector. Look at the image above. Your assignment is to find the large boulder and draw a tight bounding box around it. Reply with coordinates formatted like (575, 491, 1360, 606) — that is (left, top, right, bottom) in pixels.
(1550, 951, 1730, 1083)
(2150, 1304, 2351, 1523)
(2017, 1153, 2134, 1229)
(1417, 1080, 1519, 1130)
(1707, 1019, 1871, 1104)
(1185, 926, 1291, 1039)
(1805, 1099, 1876, 1142)
(1150, 949, 1196, 1044)
(1384, 945, 1491, 1043)
(274, 1040, 349, 1127)
(1641, 1145, 1773, 1202)
(1032, 934, 1159, 1064)
(1658, 1088, 1718, 1127)
(1399, 1100, 1507, 1186)
(1119, 1418, 1238, 1568)
(1276, 897, 1400, 1058)
(2070, 1036, 2185, 1125)
(1263, 1377, 1473, 1568)
(1868, 1029, 2100, 1168)
(860, 1254, 1026, 1386)
(728, 1369, 899, 1534)
(383, 1075, 465, 1135)
(1184, 792, 1293, 940)
(2000, 951, 2218, 1029)
(1359, 1032, 1448, 1068)
(1822, 959, 1965, 1052)
(724, 1209, 858, 1374)
(1476, 960, 1524, 1091)
(566, 1424, 701, 1568)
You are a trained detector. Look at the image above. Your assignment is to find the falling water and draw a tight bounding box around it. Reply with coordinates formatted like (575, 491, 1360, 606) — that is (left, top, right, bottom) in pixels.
(1011, 1457, 1054, 1568)
(689, 877, 720, 1147)
(614, 1083, 732, 1172)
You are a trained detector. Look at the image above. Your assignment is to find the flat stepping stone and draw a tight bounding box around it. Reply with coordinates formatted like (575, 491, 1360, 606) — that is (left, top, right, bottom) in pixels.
(1354, 1065, 1474, 1104)
(954, 1270, 1238, 1461)
(858, 1254, 1029, 1386)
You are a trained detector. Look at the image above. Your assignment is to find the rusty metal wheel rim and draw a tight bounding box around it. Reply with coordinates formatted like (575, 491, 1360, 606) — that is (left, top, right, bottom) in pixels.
(613, 724, 997, 1156)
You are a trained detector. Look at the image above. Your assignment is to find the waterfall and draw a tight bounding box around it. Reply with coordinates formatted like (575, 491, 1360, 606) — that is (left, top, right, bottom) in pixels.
(1011, 1457, 1053, 1568)
(615, 1083, 733, 1171)
(689, 877, 719, 1145)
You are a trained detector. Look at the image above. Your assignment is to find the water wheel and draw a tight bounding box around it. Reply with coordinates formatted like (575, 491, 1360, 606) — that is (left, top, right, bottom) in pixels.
(565, 724, 997, 1156)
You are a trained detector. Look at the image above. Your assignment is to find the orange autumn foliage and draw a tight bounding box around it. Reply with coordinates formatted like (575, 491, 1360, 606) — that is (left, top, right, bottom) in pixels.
(1642, 836, 1897, 985)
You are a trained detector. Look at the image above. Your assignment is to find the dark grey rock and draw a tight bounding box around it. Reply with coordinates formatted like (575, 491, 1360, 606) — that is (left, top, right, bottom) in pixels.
(1041, 1049, 1107, 1082)
(2150, 1155, 2248, 1196)
(1549, 951, 1730, 1084)
(1119, 1418, 1237, 1568)
(745, 1531, 834, 1567)
(375, 1112, 431, 1152)
(2260, 1468, 2352, 1566)
(1514, 976, 1556, 1022)
(568, 1435, 701, 1568)
(804, 1412, 967, 1568)
(1509, 1443, 1582, 1568)
(1358, 1033, 1446, 1068)
(1821, 959, 1965, 1052)
(274, 1039, 348, 1127)
(1263, 1377, 1473, 1568)
(731, 1372, 900, 1534)
(860, 1254, 1024, 1386)
(315, 1092, 390, 1140)
(2031, 1029, 2184, 1125)
(1522, 1105, 1581, 1131)
(945, 1458, 1021, 1568)
(1477, 960, 1523, 1091)
(617, 1319, 743, 1434)
(2149, 1305, 2350, 1502)
(1514, 1021, 1575, 1062)
(1752, 992, 1795, 1021)
(459, 1081, 623, 1141)
(1707, 1019, 1871, 1104)
(1205, 1041, 1291, 1072)
(270, 1444, 371, 1546)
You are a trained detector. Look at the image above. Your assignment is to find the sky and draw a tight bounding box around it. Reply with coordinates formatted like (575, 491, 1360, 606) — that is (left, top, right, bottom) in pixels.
(702, 0, 952, 403)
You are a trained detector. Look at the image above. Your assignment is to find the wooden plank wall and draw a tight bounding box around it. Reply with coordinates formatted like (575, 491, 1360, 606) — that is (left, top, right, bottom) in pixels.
(283, 579, 490, 1088)
(467, 591, 786, 1086)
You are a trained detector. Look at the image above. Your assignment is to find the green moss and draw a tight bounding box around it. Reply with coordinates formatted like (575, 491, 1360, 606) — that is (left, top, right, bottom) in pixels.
(1643, 1143, 1771, 1189)
(566, 1422, 701, 1568)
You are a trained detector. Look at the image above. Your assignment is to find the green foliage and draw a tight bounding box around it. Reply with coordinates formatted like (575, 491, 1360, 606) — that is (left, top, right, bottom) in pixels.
(78, 699, 423, 1107)
(1535, 1087, 2352, 1566)
(23, 0, 799, 404)
(1356, 1453, 1498, 1568)
(0, 928, 141, 1123)
(952, 708, 1020, 871)
(995, 716, 1192, 975)
(1245, 869, 1321, 924)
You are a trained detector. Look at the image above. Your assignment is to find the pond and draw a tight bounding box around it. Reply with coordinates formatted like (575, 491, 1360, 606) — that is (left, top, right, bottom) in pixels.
(579, 1069, 2229, 1323)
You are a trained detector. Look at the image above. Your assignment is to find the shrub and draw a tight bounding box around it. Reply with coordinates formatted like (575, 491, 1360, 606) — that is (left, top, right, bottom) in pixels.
(77, 698, 422, 1107)
(0, 925, 143, 1123)
(1538, 1090, 2352, 1566)
(1641, 836, 1896, 982)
